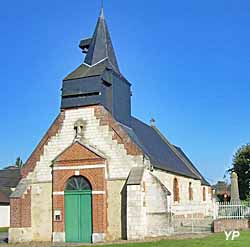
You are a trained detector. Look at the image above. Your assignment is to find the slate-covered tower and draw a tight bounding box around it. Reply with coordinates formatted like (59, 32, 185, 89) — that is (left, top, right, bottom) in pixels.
(61, 8, 131, 126)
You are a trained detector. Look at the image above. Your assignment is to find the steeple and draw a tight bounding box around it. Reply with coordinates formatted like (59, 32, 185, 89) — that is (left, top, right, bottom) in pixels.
(79, 7, 120, 73)
(62, 7, 131, 126)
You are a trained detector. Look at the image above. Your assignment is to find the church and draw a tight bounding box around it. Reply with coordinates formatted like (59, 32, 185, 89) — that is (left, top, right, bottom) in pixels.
(9, 7, 212, 243)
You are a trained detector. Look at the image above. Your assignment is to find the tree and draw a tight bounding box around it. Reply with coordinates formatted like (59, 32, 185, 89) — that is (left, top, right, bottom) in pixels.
(15, 157, 23, 168)
(228, 144, 250, 200)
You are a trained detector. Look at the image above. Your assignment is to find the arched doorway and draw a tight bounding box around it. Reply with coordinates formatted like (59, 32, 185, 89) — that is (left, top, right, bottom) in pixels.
(64, 176, 92, 243)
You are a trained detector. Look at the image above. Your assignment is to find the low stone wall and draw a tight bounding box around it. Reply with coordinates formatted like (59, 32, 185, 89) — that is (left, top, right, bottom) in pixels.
(213, 219, 249, 233)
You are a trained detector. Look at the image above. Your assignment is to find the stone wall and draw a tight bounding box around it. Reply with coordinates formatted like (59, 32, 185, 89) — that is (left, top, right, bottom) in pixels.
(9, 104, 211, 243)
(106, 180, 126, 241)
(127, 184, 146, 240)
(213, 219, 249, 233)
(152, 169, 213, 216)
(31, 182, 52, 241)
(144, 171, 173, 237)
(10, 106, 143, 242)
(9, 228, 33, 243)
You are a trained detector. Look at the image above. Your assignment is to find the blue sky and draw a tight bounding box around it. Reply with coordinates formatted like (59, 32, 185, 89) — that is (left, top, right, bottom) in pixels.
(0, 0, 250, 184)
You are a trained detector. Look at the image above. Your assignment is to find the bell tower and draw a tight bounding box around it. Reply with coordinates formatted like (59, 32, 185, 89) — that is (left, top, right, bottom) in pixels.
(61, 8, 132, 126)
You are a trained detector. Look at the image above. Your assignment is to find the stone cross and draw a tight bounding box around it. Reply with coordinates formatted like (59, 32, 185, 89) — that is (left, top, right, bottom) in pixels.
(150, 118, 155, 127)
(230, 172, 240, 204)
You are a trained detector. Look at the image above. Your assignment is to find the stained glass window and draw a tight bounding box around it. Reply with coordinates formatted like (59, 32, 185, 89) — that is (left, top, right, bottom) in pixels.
(65, 176, 91, 191)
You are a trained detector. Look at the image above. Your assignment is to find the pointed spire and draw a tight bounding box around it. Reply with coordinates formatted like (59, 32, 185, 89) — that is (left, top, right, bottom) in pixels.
(100, 0, 104, 18)
(100, 7, 104, 19)
(82, 6, 120, 72)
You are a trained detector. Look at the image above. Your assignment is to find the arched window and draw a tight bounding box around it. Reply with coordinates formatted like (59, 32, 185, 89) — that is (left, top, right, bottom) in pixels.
(189, 182, 193, 201)
(203, 187, 206, 201)
(65, 176, 91, 191)
(173, 178, 180, 202)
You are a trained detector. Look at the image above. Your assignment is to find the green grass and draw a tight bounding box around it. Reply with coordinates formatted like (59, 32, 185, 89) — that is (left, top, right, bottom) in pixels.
(0, 227, 8, 233)
(86, 232, 250, 247)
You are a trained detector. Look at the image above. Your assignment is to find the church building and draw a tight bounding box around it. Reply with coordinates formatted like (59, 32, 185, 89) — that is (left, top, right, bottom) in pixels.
(9, 8, 212, 243)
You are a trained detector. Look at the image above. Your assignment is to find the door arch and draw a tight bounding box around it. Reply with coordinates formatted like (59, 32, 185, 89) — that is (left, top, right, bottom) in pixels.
(64, 176, 92, 243)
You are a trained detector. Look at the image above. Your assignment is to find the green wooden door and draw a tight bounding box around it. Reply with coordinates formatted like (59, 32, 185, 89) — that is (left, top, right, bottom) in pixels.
(65, 191, 92, 243)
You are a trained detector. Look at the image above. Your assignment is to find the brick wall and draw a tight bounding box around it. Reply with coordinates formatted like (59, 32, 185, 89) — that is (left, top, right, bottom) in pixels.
(53, 168, 105, 192)
(10, 105, 143, 242)
(94, 106, 142, 156)
(10, 189, 31, 228)
(53, 168, 107, 234)
(213, 219, 249, 233)
(22, 112, 65, 177)
(52, 141, 107, 235)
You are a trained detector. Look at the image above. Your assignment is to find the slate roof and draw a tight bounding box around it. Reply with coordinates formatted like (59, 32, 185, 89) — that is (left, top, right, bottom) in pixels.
(65, 8, 125, 82)
(64, 60, 108, 81)
(127, 167, 144, 185)
(174, 146, 210, 186)
(63, 7, 209, 186)
(64, 58, 123, 82)
(0, 168, 21, 188)
(0, 167, 22, 204)
(82, 8, 120, 73)
(9, 178, 30, 198)
(121, 117, 210, 184)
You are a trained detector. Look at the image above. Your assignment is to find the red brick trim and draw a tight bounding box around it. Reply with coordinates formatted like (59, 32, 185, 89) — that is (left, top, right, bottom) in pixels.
(94, 106, 142, 156)
(213, 219, 249, 233)
(22, 112, 65, 177)
(53, 142, 105, 166)
(52, 169, 107, 234)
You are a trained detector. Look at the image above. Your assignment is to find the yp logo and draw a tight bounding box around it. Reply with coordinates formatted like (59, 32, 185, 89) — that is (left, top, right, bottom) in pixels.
(224, 231, 240, 240)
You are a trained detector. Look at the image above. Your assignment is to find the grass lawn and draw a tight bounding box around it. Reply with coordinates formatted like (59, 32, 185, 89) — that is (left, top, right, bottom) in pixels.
(87, 232, 250, 247)
(0, 227, 8, 233)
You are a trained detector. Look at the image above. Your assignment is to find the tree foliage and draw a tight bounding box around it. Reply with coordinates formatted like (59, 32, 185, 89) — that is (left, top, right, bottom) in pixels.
(15, 156, 23, 168)
(228, 144, 250, 200)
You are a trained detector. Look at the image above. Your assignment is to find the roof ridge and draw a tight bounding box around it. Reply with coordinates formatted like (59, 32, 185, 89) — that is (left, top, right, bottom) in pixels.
(173, 146, 210, 185)
(151, 126, 201, 180)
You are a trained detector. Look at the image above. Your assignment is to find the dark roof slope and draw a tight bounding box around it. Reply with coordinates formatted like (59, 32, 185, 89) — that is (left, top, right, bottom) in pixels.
(0, 168, 21, 188)
(64, 59, 108, 81)
(174, 146, 210, 186)
(121, 116, 209, 183)
(0, 167, 21, 204)
(0, 191, 9, 204)
(83, 8, 120, 73)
